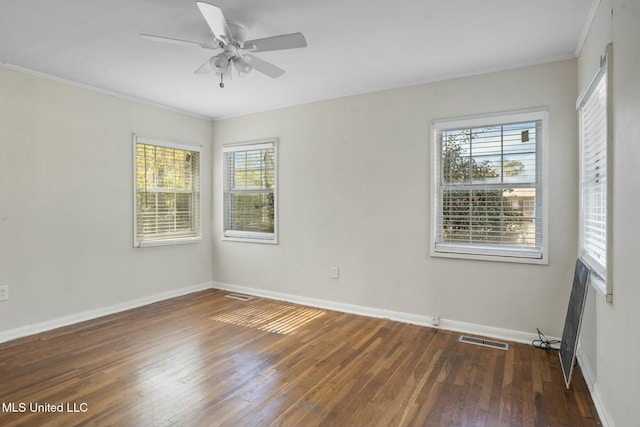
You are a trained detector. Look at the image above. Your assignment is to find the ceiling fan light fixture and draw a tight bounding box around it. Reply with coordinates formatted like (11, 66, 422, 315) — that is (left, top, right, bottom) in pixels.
(210, 53, 229, 72)
(233, 57, 253, 76)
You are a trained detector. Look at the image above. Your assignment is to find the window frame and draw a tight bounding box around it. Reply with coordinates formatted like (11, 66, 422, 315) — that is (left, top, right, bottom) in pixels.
(430, 109, 549, 264)
(132, 134, 202, 248)
(222, 138, 278, 244)
(577, 43, 613, 302)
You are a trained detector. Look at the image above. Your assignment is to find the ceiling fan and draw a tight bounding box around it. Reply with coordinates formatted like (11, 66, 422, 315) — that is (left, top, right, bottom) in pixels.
(141, 2, 307, 88)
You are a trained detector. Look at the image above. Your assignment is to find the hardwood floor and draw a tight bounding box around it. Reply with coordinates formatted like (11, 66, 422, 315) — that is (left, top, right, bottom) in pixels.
(0, 289, 600, 426)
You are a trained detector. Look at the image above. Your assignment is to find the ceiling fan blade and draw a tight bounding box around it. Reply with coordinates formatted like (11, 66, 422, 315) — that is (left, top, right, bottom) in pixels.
(196, 2, 233, 44)
(194, 58, 213, 74)
(243, 54, 285, 78)
(243, 32, 307, 52)
(140, 34, 218, 50)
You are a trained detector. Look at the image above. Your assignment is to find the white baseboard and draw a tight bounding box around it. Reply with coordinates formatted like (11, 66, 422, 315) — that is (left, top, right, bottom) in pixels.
(590, 382, 615, 427)
(212, 281, 548, 345)
(577, 347, 597, 394)
(437, 318, 548, 345)
(214, 280, 436, 326)
(577, 348, 615, 427)
(2, 279, 613, 426)
(0, 281, 214, 344)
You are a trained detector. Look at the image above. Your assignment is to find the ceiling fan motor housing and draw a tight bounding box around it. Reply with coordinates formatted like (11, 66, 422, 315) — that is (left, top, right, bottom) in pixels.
(226, 20, 248, 47)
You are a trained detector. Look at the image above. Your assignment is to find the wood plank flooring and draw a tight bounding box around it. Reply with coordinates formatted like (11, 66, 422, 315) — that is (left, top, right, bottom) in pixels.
(0, 289, 600, 426)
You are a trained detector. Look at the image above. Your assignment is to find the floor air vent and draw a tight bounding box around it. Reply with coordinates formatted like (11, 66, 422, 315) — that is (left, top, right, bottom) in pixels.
(459, 335, 509, 350)
(225, 293, 253, 301)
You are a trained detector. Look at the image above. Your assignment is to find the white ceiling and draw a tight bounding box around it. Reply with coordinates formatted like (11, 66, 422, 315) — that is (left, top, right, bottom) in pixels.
(0, 0, 596, 119)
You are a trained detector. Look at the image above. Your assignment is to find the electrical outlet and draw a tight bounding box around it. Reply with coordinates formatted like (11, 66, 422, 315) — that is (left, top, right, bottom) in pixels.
(0, 285, 8, 301)
(431, 315, 440, 326)
(330, 266, 339, 279)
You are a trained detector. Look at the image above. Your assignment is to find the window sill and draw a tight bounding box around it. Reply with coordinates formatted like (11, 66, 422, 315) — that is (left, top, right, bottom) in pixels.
(431, 248, 547, 265)
(135, 236, 201, 248)
(589, 273, 611, 302)
(430, 244, 549, 265)
(223, 236, 278, 245)
(223, 230, 278, 245)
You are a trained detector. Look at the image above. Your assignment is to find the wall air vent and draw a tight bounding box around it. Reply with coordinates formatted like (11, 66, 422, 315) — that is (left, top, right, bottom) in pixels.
(459, 335, 509, 350)
(225, 293, 253, 301)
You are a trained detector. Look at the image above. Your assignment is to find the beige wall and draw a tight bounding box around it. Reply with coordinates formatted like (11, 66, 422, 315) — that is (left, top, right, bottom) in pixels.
(603, 1, 640, 422)
(576, 0, 614, 401)
(576, 0, 640, 425)
(212, 59, 578, 337)
(0, 68, 213, 332)
(578, 0, 640, 425)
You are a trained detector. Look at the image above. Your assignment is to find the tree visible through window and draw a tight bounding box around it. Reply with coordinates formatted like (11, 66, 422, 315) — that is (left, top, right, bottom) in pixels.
(432, 111, 546, 261)
(134, 136, 201, 247)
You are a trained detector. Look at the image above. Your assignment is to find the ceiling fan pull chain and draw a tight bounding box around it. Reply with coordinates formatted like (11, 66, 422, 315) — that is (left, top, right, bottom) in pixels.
(220, 73, 224, 88)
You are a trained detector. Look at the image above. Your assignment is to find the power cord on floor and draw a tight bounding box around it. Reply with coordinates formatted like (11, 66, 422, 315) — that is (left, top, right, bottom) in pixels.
(532, 328, 561, 351)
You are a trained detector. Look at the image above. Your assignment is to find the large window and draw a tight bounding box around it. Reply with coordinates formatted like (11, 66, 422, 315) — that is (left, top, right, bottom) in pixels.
(578, 43, 612, 300)
(431, 110, 547, 263)
(133, 135, 201, 247)
(223, 139, 277, 243)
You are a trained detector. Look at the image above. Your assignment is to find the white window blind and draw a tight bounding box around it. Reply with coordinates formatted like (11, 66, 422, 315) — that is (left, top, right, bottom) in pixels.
(579, 68, 608, 278)
(133, 136, 201, 247)
(223, 140, 277, 243)
(432, 111, 546, 262)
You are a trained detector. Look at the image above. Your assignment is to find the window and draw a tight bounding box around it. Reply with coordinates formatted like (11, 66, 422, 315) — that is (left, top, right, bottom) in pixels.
(431, 110, 547, 263)
(133, 135, 201, 247)
(578, 43, 612, 300)
(223, 139, 277, 243)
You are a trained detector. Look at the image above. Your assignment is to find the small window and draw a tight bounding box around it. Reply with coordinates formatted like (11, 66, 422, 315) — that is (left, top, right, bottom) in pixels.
(223, 139, 277, 244)
(133, 135, 201, 247)
(431, 110, 547, 263)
